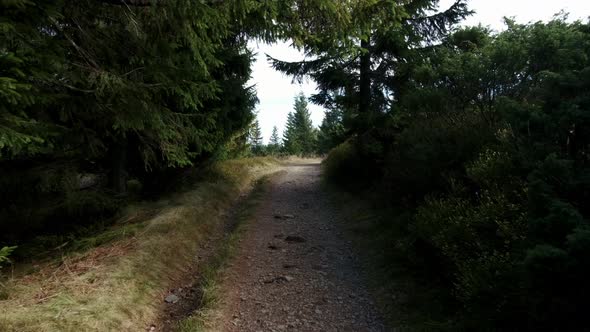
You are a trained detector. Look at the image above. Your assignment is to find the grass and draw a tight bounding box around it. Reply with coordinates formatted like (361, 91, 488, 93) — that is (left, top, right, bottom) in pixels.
(175, 174, 274, 332)
(0, 157, 280, 332)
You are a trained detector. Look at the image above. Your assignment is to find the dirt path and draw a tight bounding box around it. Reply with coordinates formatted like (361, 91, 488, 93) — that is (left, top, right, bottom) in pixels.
(208, 159, 386, 332)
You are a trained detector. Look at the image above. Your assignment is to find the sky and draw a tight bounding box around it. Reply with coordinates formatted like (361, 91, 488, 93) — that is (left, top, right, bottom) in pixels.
(248, 0, 590, 143)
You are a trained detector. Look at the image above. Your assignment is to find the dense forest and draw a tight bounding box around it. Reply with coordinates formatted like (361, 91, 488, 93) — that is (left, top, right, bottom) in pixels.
(2, 0, 590, 330)
(0, 0, 330, 256)
(312, 10, 590, 332)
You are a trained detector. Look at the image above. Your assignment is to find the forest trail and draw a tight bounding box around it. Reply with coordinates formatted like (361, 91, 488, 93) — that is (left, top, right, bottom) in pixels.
(206, 159, 386, 332)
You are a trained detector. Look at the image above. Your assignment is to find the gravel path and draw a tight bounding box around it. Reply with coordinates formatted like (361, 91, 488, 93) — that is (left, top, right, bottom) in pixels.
(210, 159, 387, 332)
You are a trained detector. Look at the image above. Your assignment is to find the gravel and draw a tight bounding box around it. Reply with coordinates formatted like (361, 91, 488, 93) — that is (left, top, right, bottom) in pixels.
(210, 160, 387, 332)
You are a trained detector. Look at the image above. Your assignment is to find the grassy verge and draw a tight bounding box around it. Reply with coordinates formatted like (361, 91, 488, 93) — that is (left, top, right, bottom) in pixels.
(175, 174, 274, 332)
(324, 185, 457, 331)
(0, 157, 280, 332)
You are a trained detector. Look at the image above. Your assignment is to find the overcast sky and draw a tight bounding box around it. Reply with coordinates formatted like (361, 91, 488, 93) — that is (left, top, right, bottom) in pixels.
(249, 0, 590, 143)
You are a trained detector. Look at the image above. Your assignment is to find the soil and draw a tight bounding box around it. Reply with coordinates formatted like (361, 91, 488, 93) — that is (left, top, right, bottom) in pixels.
(207, 159, 387, 332)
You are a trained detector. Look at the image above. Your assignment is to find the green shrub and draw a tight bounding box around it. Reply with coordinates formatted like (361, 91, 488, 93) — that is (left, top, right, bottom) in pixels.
(381, 112, 497, 203)
(322, 140, 367, 189)
(0, 246, 17, 270)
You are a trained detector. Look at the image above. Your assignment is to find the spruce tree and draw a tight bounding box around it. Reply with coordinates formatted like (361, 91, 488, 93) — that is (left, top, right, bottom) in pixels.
(294, 94, 317, 156)
(283, 93, 317, 156)
(0, 0, 283, 242)
(270, 0, 471, 132)
(270, 126, 281, 146)
(317, 108, 346, 154)
(268, 126, 281, 155)
(283, 112, 300, 155)
(249, 120, 264, 155)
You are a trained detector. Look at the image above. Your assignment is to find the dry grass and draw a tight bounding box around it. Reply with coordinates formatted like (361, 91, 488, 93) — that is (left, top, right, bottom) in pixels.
(0, 157, 280, 332)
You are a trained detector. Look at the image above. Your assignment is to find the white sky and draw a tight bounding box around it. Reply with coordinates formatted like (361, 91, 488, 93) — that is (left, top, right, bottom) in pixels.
(249, 0, 590, 143)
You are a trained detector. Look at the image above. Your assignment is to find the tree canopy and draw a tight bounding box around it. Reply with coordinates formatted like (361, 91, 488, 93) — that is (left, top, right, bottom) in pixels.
(0, 0, 342, 245)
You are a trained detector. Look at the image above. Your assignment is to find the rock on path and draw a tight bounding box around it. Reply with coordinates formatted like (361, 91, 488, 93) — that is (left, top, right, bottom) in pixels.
(209, 160, 387, 332)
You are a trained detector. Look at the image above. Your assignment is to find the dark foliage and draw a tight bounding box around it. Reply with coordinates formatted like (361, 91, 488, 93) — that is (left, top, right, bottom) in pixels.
(319, 12, 590, 331)
(0, 0, 331, 258)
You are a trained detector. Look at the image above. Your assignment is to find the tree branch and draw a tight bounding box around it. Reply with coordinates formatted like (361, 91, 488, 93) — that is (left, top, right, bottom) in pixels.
(95, 0, 154, 7)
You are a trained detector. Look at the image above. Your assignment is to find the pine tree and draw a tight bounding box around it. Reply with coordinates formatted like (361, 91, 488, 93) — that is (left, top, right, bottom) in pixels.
(249, 120, 264, 155)
(317, 108, 346, 154)
(283, 93, 317, 156)
(283, 112, 300, 155)
(270, 0, 471, 132)
(270, 126, 281, 146)
(0, 0, 277, 242)
(0, 0, 267, 192)
(268, 126, 281, 155)
(0, 0, 62, 159)
(294, 94, 317, 156)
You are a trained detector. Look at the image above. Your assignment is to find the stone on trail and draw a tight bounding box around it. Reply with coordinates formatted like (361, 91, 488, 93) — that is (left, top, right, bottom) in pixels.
(164, 294, 180, 304)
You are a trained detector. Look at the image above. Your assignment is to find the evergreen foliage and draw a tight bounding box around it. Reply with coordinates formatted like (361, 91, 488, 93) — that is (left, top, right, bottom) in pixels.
(270, 0, 471, 131)
(282, 93, 317, 156)
(317, 108, 346, 154)
(0, 0, 308, 252)
(267, 126, 282, 155)
(269, 126, 281, 147)
(248, 119, 263, 155)
(320, 13, 590, 330)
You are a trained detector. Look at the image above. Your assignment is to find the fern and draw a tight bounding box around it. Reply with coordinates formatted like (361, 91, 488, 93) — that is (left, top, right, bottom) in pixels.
(0, 246, 17, 269)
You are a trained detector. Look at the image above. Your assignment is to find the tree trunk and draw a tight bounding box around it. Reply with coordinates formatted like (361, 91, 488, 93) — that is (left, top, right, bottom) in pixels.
(359, 36, 372, 130)
(110, 138, 127, 194)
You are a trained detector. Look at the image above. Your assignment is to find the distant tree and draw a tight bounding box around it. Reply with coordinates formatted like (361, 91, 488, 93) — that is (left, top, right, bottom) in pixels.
(283, 112, 300, 155)
(270, 126, 281, 146)
(283, 93, 317, 156)
(249, 119, 264, 155)
(267, 126, 282, 155)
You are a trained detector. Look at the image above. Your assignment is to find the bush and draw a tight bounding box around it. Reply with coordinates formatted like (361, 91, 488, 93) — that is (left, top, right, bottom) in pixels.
(322, 140, 367, 189)
(380, 112, 497, 204)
